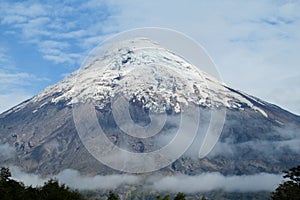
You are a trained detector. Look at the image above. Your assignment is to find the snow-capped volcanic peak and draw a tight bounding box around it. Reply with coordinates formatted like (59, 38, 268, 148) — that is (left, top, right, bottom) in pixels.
(31, 38, 267, 116)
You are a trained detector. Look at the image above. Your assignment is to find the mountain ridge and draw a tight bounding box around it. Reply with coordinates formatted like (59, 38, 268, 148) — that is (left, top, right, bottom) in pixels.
(0, 38, 299, 176)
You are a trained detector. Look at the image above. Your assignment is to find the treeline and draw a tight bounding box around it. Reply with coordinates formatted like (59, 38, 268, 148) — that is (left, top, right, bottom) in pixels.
(156, 192, 206, 200)
(106, 191, 205, 200)
(0, 167, 205, 200)
(0, 167, 84, 200)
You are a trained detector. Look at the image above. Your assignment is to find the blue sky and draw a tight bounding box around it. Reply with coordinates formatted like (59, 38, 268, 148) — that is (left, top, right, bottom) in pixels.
(0, 0, 300, 115)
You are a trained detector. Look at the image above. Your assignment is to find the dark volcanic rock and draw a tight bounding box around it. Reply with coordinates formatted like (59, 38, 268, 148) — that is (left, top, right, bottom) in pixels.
(0, 38, 299, 176)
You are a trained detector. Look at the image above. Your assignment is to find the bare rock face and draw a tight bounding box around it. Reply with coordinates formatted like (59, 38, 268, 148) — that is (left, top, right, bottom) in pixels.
(0, 38, 299, 176)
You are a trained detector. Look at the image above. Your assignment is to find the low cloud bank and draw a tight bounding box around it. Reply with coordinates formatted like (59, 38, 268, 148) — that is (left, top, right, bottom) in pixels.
(10, 166, 140, 190)
(9, 166, 283, 193)
(151, 172, 283, 193)
(56, 169, 140, 190)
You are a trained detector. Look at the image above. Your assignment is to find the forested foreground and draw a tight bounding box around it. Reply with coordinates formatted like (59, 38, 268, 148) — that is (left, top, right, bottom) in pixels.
(0, 167, 84, 200)
(1, 166, 299, 200)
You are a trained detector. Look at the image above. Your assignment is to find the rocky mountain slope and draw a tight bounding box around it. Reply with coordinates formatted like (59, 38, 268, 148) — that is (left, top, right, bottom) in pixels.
(0, 38, 299, 176)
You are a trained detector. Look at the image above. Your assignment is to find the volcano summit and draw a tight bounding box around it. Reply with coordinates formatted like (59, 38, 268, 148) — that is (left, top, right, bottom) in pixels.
(0, 38, 299, 176)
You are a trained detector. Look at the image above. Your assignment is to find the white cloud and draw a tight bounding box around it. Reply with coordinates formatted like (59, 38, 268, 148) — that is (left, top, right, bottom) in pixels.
(206, 124, 300, 158)
(104, 0, 300, 115)
(43, 53, 82, 64)
(151, 172, 283, 193)
(0, 72, 33, 88)
(0, 47, 16, 71)
(8, 165, 283, 192)
(55, 169, 140, 190)
(208, 139, 300, 159)
(9, 166, 47, 187)
(0, 1, 116, 66)
(36, 40, 79, 64)
(0, 2, 47, 20)
(57, 30, 89, 39)
(10, 166, 140, 190)
(0, 70, 49, 91)
(0, 91, 32, 114)
(1, 15, 27, 24)
(0, 48, 49, 113)
(0, 48, 8, 63)
(0, 0, 300, 115)
(0, 143, 16, 161)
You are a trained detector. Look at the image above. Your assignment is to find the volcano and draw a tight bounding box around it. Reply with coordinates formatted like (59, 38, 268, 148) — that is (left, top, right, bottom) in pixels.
(0, 38, 299, 176)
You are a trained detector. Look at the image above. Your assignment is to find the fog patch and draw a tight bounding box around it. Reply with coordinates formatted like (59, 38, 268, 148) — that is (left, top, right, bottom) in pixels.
(9, 166, 140, 190)
(8, 166, 283, 193)
(151, 172, 283, 193)
(208, 125, 300, 158)
(0, 142, 16, 161)
(10, 166, 46, 186)
(56, 169, 140, 190)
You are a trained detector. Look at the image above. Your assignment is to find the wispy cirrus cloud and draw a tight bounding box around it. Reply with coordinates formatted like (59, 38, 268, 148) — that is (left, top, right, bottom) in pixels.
(0, 0, 116, 65)
(0, 71, 49, 91)
(0, 91, 32, 114)
(0, 47, 15, 71)
(0, 68, 48, 113)
(0, 48, 48, 113)
(0, 0, 300, 115)
(0, 0, 119, 112)
(99, 0, 300, 115)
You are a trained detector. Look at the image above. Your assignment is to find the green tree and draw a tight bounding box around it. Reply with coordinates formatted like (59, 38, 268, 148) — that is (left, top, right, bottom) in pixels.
(201, 196, 207, 200)
(0, 167, 11, 181)
(0, 167, 25, 200)
(107, 191, 120, 200)
(271, 165, 300, 200)
(24, 186, 42, 200)
(174, 192, 186, 200)
(0, 167, 85, 200)
(41, 178, 84, 200)
(156, 195, 171, 200)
